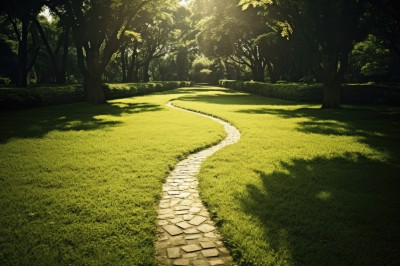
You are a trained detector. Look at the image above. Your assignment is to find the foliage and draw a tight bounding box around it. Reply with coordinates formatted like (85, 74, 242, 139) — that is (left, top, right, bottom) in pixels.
(0, 81, 193, 110)
(239, 0, 371, 108)
(220, 80, 400, 105)
(349, 35, 391, 80)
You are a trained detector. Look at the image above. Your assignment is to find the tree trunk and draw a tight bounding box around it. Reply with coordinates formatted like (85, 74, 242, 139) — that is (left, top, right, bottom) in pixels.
(251, 59, 265, 82)
(57, 27, 70, 84)
(252, 67, 265, 82)
(321, 54, 341, 109)
(85, 73, 105, 103)
(143, 60, 150, 82)
(85, 49, 106, 103)
(266, 62, 278, 84)
(17, 19, 28, 87)
(126, 43, 138, 82)
(120, 46, 127, 82)
(322, 81, 341, 108)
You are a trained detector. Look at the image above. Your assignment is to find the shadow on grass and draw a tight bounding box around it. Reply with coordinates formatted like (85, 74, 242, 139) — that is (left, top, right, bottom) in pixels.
(237, 106, 400, 162)
(177, 93, 294, 106)
(240, 153, 400, 265)
(0, 102, 162, 143)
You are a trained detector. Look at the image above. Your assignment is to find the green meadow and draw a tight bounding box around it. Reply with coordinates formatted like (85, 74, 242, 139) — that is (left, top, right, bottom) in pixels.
(1, 86, 399, 265)
(0, 89, 225, 265)
(176, 87, 400, 265)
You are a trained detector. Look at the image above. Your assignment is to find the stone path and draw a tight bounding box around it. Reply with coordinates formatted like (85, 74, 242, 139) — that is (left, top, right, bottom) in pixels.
(156, 101, 240, 266)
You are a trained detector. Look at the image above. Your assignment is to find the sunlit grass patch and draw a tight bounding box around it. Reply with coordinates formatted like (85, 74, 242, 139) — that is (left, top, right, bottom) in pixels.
(0, 89, 225, 265)
(175, 87, 400, 265)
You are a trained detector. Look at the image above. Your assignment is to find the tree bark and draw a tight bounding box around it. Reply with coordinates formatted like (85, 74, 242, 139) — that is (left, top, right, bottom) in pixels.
(321, 54, 341, 109)
(266, 61, 278, 84)
(126, 43, 139, 82)
(250, 57, 266, 82)
(120, 46, 127, 82)
(17, 19, 29, 87)
(143, 60, 150, 82)
(58, 27, 70, 84)
(252, 65, 265, 82)
(85, 73, 105, 103)
(322, 82, 341, 109)
(85, 49, 106, 103)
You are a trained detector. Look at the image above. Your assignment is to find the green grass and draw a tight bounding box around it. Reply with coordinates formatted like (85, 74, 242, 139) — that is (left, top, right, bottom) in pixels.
(175, 87, 400, 265)
(1, 85, 399, 265)
(0, 88, 225, 265)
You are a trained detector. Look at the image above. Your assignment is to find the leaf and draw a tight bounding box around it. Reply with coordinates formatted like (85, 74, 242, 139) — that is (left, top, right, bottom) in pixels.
(125, 30, 142, 42)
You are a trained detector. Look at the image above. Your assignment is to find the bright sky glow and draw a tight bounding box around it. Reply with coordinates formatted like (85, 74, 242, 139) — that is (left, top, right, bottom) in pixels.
(179, 0, 189, 6)
(40, 7, 53, 22)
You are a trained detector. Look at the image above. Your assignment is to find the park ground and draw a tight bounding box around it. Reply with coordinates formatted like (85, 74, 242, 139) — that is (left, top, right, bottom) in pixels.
(1, 86, 399, 265)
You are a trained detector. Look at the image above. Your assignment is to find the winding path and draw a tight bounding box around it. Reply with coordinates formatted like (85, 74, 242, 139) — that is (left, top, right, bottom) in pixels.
(155, 101, 240, 266)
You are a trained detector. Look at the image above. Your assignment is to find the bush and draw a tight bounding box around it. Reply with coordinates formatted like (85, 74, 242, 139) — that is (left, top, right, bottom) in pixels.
(220, 80, 400, 105)
(220, 80, 322, 103)
(103, 81, 193, 100)
(0, 81, 193, 111)
(0, 85, 85, 111)
(0, 77, 11, 85)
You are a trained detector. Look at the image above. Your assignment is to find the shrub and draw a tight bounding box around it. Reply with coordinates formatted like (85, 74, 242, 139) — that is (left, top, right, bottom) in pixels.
(220, 80, 400, 105)
(0, 85, 85, 111)
(0, 81, 193, 111)
(0, 77, 11, 85)
(103, 81, 193, 100)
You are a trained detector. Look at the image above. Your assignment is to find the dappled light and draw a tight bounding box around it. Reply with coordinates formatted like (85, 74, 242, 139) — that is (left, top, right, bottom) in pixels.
(1, 0, 399, 264)
(239, 152, 399, 265)
(0, 102, 163, 143)
(174, 89, 400, 265)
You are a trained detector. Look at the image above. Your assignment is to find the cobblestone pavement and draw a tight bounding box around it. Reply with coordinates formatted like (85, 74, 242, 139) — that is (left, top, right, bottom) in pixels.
(156, 101, 240, 266)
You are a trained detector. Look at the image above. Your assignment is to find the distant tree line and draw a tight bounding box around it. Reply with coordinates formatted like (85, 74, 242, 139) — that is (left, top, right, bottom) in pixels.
(199, 0, 400, 108)
(0, 0, 399, 108)
(0, 0, 194, 103)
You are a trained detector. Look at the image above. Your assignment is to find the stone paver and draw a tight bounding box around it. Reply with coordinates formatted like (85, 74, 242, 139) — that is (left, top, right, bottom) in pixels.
(163, 225, 183, 236)
(189, 216, 208, 226)
(167, 248, 181, 259)
(156, 101, 240, 265)
(182, 244, 202, 253)
(200, 241, 216, 249)
(202, 249, 219, 258)
(174, 258, 190, 265)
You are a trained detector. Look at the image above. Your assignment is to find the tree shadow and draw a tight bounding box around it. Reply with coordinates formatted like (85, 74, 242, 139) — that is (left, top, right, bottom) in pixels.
(240, 153, 400, 265)
(177, 93, 294, 106)
(237, 106, 400, 162)
(0, 102, 162, 143)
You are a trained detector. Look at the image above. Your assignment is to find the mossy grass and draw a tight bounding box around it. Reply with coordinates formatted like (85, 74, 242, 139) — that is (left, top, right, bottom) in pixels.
(0, 88, 225, 265)
(175, 86, 400, 265)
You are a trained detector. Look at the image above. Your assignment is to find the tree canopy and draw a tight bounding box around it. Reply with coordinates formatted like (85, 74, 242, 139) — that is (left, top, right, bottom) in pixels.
(0, 0, 399, 107)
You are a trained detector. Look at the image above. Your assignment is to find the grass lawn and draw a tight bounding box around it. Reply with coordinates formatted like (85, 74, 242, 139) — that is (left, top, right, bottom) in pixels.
(175, 86, 400, 265)
(1, 86, 399, 265)
(0, 88, 225, 265)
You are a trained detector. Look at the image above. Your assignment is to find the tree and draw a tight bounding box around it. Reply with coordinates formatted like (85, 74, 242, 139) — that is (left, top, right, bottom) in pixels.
(33, 13, 70, 84)
(2, 0, 44, 87)
(49, 0, 160, 103)
(140, 9, 176, 82)
(348, 35, 391, 82)
(175, 46, 190, 80)
(195, 0, 291, 83)
(0, 15, 18, 83)
(240, 0, 369, 108)
(117, 2, 190, 82)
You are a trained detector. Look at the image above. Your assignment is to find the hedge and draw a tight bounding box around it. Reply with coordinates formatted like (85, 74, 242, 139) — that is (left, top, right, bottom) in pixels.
(219, 80, 400, 106)
(0, 81, 193, 111)
(104, 81, 193, 100)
